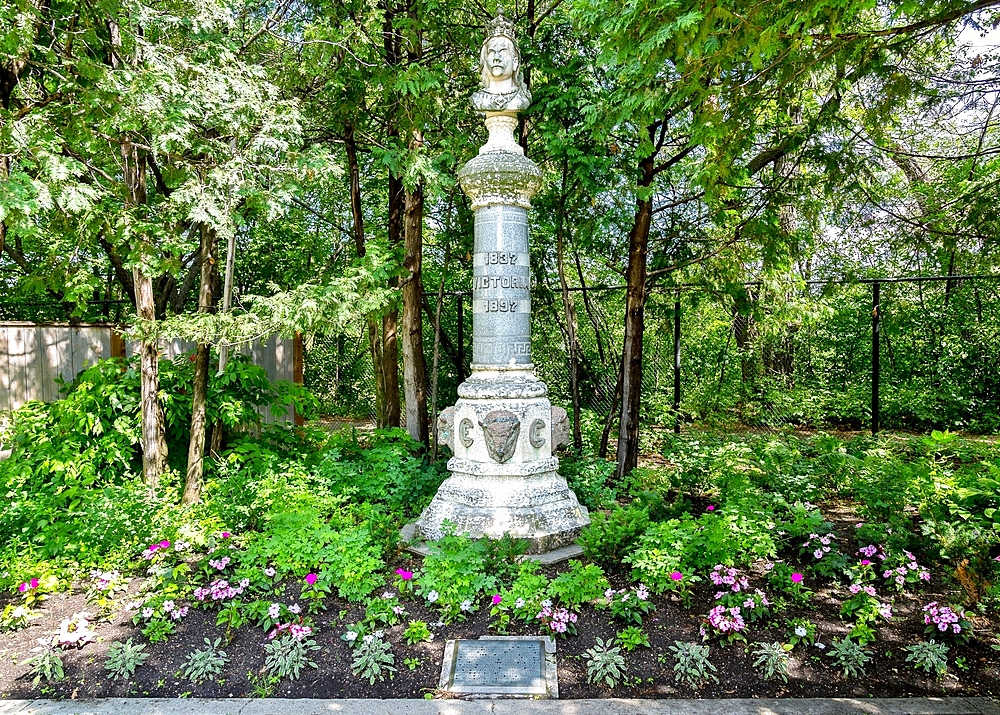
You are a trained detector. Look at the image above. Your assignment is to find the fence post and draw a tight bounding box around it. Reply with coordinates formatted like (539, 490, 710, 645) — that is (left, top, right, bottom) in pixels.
(293, 332, 305, 427)
(457, 294, 465, 383)
(673, 289, 681, 434)
(871, 281, 880, 436)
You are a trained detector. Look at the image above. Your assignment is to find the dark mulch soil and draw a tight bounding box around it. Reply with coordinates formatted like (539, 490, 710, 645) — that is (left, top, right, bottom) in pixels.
(1, 508, 998, 700)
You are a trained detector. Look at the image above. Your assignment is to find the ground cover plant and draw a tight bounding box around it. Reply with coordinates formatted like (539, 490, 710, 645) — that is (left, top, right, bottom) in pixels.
(1, 366, 999, 699)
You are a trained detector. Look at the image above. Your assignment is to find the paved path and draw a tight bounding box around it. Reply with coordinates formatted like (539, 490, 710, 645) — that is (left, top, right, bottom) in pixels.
(0, 699, 997, 715)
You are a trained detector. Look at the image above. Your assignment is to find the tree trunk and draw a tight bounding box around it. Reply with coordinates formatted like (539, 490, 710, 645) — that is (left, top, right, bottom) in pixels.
(614, 152, 655, 482)
(345, 123, 387, 426)
(402, 175, 429, 446)
(182, 223, 216, 506)
(555, 160, 583, 450)
(382, 170, 404, 428)
(124, 137, 168, 497)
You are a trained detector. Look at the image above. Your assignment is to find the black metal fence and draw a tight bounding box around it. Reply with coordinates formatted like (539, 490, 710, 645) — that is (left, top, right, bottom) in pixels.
(305, 274, 1000, 437)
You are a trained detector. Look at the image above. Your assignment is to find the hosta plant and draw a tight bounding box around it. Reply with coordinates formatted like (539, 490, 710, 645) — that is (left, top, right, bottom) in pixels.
(752, 641, 791, 682)
(351, 635, 397, 684)
(263, 634, 320, 681)
(585, 637, 626, 688)
(827, 638, 871, 678)
(667, 640, 718, 691)
(105, 639, 149, 680)
(181, 638, 228, 684)
(905, 640, 949, 677)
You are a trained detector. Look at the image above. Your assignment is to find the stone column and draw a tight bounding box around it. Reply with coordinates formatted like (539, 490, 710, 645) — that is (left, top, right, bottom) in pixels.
(414, 15, 589, 553)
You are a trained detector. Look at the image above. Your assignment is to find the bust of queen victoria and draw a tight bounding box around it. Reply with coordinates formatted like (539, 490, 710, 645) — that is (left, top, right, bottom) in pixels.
(470, 12, 532, 113)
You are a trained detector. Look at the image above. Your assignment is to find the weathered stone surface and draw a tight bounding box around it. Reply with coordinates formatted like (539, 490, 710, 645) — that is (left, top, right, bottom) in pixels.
(412, 14, 589, 555)
(437, 406, 455, 451)
(550, 405, 569, 451)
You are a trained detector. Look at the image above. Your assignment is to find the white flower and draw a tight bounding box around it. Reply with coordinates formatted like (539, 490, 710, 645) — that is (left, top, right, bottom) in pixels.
(268, 603, 281, 619)
(344, 631, 358, 642)
(515, 598, 525, 609)
(362, 634, 376, 644)
(427, 590, 439, 603)
(162, 600, 175, 613)
(288, 603, 301, 615)
(794, 626, 808, 637)
(56, 612, 96, 647)
(540, 599, 552, 609)
(263, 567, 276, 578)
(815, 642, 826, 649)
(460, 600, 473, 612)
(382, 591, 395, 599)
(141, 607, 154, 619)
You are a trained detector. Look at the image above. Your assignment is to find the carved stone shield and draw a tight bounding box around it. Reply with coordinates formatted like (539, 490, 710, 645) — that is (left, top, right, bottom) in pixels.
(479, 409, 520, 463)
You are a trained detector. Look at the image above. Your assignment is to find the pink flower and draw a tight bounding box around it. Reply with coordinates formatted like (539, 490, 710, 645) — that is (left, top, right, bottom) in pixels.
(395, 568, 413, 581)
(221, 532, 230, 539)
(29, 578, 38, 589)
(17, 582, 27, 593)
(671, 571, 683, 581)
(790, 573, 803, 583)
(305, 573, 317, 585)
(706, 504, 715, 512)
(159, 540, 170, 549)
(861, 560, 871, 566)
(492, 594, 502, 605)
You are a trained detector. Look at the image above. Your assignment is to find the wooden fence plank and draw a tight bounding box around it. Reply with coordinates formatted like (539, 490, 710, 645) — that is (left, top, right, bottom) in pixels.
(39, 326, 71, 402)
(9, 326, 32, 410)
(0, 328, 10, 413)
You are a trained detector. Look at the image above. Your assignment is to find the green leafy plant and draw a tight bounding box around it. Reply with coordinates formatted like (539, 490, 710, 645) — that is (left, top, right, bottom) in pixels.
(140, 618, 176, 644)
(752, 642, 791, 682)
(351, 636, 396, 684)
(24, 649, 65, 685)
(404, 657, 422, 671)
(578, 506, 649, 566)
(667, 640, 718, 691)
(416, 525, 498, 620)
(104, 638, 149, 680)
(604, 584, 656, 625)
(548, 560, 609, 608)
(181, 638, 229, 684)
(904, 640, 949, 676)
(786, 618, 817, 648)
(403, 620, 432, 645)
(585, 637, 626, 688)
(263, 635, 320, 681)
(827, 638, 871, 678)
(616, 626, 650, 651)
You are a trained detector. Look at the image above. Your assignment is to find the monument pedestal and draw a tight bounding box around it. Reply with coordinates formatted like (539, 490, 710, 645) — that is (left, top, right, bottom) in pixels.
(411, 15, 589, 555)
(414, 368, 589, 553)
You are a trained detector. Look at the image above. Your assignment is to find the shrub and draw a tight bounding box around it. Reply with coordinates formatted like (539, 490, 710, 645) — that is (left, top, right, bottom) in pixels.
(548, 561, 609, 608)
(578, 506, 649, 566)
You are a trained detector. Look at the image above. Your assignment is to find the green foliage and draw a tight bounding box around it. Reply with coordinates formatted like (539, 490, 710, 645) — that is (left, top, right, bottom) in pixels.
(561, 456, 619, 510)
(548, 561, 609, 608)
(24, 650, 65, 685)
(616, 626, 650, 651)
(666, 641, 718, 691)
(578, 505, 649, 566)
(403, 621, 432, 645)
(351, 637, 396, 685)
(263, 635, 320, 681)
(104, 639, 149, 680)
(827, 638, 871, 678)
(416, 527, 503, 620)
(585, 637, 626, 688)
(752, 642, 791, 682)
(181, 638, 228, 684)
(904, 640, 949, 677)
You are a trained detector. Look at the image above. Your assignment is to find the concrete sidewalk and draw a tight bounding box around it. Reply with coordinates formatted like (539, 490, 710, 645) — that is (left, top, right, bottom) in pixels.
(0, 699, 998, 715)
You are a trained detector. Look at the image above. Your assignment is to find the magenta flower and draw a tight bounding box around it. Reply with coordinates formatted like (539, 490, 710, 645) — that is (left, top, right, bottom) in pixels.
(221, 532, 231, 539)
(305, 573, 317, 585)
(670, 571, 683, 581)
(492, 594, 502, 605)
(791, 573, 803, 583)
(149, 543, 159, 552)
(29, 578, 38, 589)
(861, 559, 871, 566)
(706, 504, 715, 512)
(17, 582, 27, 593)
(159, 540, 170, 549)
(395, 568, 413, 581)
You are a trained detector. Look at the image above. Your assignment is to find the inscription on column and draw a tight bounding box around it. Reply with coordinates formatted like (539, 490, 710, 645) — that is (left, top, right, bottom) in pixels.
(472, 206, 532, 365)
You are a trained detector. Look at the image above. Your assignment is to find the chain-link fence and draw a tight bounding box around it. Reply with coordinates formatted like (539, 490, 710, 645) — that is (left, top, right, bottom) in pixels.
(306, 275, 1000, 436)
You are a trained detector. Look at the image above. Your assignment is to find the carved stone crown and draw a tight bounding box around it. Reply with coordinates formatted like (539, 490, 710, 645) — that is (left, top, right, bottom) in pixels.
(487, 11, 516, 43)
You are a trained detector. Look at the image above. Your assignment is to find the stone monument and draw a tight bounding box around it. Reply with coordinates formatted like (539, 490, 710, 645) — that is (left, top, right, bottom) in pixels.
(413, 12, 590, 553)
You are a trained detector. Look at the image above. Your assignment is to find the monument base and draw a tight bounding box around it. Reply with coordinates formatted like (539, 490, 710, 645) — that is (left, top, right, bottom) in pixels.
(413, 464, 589, 554)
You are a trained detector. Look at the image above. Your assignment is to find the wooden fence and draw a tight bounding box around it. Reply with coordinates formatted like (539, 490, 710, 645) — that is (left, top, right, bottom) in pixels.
(0, 323, 302, 423)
